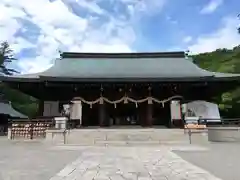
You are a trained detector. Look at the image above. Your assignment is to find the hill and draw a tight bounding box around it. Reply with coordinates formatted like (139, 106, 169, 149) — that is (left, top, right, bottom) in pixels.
(193, 45, 240, 117)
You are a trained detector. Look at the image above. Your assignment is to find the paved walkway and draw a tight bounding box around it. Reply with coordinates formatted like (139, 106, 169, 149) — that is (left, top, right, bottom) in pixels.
(50, 146, 221, 180)
(0, 138, 81, 180)
(175, 143, 240, 180)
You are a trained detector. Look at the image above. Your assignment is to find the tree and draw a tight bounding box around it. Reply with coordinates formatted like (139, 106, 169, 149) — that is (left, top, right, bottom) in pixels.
(0, 41, 18, 75)
(194, 46, 240, 117)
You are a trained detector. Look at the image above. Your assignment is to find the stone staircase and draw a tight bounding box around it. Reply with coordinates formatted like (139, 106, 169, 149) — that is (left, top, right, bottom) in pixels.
(48, 128, 208, 146)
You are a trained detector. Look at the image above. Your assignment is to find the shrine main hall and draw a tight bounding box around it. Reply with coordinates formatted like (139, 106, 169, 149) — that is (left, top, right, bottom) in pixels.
(1, 51, 240, 128)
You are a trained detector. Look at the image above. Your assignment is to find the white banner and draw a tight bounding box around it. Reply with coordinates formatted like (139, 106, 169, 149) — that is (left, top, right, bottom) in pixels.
(70, 100, 82, 125)
(170, 100, 181, 120)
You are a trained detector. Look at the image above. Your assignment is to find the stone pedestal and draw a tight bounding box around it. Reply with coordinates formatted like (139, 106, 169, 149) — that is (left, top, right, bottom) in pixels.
(7, 128, 12, 139)
(45, 129, 67, 144)
(208, 127, 240, 142)
(54, 117, 68, 129)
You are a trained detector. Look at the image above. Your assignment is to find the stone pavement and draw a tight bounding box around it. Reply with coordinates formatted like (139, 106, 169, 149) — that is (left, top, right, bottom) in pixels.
(0, 138, 81, 180)
(50, 146, 221, 180)
(1, 135, 237, 180)
(175, 143, 240, 180)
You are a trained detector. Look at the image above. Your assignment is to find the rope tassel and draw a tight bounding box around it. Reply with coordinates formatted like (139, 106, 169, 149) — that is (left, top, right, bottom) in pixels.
(135, 102, 138, 108)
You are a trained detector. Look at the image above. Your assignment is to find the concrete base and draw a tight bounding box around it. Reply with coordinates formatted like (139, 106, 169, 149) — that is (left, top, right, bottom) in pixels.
(7, 128, 11, 139)
(208, 127, 240, 142)
(54, 117, 68, 129)
(45, 129, 67, 144)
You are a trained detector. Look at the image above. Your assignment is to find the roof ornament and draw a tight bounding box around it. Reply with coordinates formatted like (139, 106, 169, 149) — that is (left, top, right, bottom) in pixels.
(185, 50, 190, 59)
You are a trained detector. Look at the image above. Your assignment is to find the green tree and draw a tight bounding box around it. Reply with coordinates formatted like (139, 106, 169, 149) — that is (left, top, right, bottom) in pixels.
(0, 41, 38, 117)
(194, 46, 240, 117)
(0, 41, 19, 75)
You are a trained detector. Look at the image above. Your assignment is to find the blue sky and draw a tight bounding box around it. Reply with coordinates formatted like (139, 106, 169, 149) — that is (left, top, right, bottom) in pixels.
(0, 0, 240, 73)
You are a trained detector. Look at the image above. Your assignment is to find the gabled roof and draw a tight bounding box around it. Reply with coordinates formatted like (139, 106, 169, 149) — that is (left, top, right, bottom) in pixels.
(1, 51, 240, 82)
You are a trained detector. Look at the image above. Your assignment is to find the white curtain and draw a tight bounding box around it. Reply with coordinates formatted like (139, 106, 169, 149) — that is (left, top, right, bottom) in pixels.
(70, 100, 82, 125)
(170, 100, 181, 120)
(43, 101, 60, 116)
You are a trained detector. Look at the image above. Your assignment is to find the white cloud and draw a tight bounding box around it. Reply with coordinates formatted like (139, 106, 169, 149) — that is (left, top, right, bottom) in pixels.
(166, 16, 177, 25)
(183, 36, 192, 43)
(73, 0, 105, 15)
(188, 17, 240, 54)
(11, 37, 36, 54)
(0, 0, 136, 74)
(200, 0, 223, 14)
(122, 0, 166, 19)
(0, 3, 26, 42)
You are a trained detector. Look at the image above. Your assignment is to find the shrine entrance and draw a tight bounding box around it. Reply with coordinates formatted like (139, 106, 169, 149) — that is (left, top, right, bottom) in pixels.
(107, 103, 140, 126)
(73, 94, 183, 128)
(152, 102, 171, 127)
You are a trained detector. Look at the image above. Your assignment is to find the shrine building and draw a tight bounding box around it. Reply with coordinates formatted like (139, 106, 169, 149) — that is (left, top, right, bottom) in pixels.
(1, 51, 240, 128)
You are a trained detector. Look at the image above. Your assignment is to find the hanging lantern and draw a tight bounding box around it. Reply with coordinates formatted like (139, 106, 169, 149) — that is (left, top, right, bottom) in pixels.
(114, 103, 117, 108)
(90, 103, 92, 108)
(162, 102, 164, 107)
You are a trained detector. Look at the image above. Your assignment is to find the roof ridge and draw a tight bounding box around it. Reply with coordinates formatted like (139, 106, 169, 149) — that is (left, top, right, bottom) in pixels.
(60, 52, 186, 59)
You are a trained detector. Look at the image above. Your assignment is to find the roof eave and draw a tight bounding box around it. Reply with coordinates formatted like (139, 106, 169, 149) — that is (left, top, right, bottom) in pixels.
(38, 76, 216, 82)
(60, 51, 186, 59)
(0, 76, 41, 82)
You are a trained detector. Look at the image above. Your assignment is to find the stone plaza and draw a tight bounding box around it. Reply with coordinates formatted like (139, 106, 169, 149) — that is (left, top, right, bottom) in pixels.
(1, 134, 240, 180)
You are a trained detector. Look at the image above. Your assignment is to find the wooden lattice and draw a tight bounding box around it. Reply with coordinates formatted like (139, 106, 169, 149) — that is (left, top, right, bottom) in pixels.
(11, 121, 52, 139)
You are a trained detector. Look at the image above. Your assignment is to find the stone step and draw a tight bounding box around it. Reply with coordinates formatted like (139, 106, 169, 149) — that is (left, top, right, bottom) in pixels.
(94, 140, 162, 146)
(46, 129, 209, 145)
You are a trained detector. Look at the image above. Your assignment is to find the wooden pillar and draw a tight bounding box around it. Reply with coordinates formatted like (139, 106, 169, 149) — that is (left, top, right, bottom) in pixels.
(38, 100, 44, 116)
(99, 102, 106, 127)
(146, 103, 153, 127)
